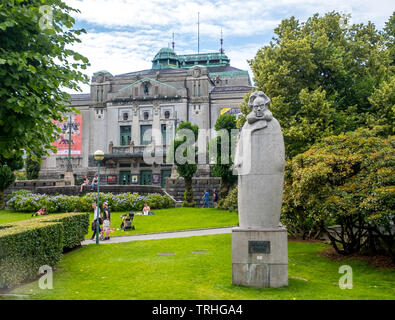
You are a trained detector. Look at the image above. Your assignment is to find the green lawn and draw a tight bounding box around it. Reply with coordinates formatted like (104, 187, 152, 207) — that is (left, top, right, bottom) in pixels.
(0, 210, 37, 224)
(85, 207, 238, 238)
(8, 234, 395, 300)
(0, 208, 239, 239)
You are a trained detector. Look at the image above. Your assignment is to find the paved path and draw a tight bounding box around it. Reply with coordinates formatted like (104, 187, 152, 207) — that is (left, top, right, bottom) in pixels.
(82, 226, 235, 245)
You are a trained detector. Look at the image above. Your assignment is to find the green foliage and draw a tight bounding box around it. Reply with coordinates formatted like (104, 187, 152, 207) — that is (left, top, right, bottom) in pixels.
(40, 212, 89, 249)
(217, 187, 238, 212)
(0, 166, 15, 209)
(282, 129, 395, 260)
(0, 0, 89, 160)
(0, 166, 15, 191)
(6, 191, 175, 213)
(0, 154, 24, 171)
(247, 12, 393, 158)
(168, 121, 199, 206)
(367, 75, 395, 135)
(214, 113, 237, 132)
(25, 156, 41, 180)
(15, 171, 27, 181)
(210, 113, 238, 198)
(383, 12, 395, 67)
(0, 212, 89, 289)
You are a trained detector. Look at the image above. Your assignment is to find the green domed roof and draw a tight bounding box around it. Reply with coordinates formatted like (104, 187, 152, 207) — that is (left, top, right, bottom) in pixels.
(153, 47, 179, 61)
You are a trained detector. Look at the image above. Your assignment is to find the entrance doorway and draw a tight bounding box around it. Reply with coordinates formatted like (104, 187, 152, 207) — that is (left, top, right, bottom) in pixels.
(161, 170, 171, 188)
(119, 171, 131, 185)
(140, 170, 152, 185)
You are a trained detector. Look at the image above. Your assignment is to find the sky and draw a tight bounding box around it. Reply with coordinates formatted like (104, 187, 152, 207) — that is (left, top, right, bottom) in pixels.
(66, 0, 394, 93)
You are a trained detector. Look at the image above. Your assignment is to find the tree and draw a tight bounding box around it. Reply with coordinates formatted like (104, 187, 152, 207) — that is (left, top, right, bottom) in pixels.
(244, 12, 393, 158)
(0, 0, 89, 161)
(210, 113, 238, 199)
(25, 155, 41, 180)
(281, 128, 395, 260)
(168, 121, 199, 207)
(367, 75, 395, 136)
(0, 154, 24, 209)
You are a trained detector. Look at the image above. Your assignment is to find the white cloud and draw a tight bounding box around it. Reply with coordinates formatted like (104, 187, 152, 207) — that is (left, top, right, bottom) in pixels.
(64, 0, 394, 93)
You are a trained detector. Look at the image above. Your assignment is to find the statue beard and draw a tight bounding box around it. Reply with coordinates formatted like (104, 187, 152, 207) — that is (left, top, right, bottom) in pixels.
(246, 109, 273, 124)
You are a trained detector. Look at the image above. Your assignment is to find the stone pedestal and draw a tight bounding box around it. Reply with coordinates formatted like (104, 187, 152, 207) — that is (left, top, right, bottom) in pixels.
(64, 171, 75, 186)
(232, 226, 288, 288)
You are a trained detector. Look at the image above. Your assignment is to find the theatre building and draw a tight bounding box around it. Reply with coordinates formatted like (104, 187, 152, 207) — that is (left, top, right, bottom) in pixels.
(39, 47, 253, 187)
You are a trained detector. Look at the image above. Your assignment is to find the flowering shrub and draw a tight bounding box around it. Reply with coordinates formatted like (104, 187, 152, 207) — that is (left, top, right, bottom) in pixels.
(7, 190, 175, 213)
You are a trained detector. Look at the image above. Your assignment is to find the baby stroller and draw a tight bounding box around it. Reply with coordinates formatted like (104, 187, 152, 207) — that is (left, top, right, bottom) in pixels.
(120, 212, 135, 231)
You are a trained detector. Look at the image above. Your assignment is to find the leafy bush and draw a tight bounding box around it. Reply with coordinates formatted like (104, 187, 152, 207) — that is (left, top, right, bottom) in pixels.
(0, 212, 88, 289)
(217, 187, 238, 212)
(282, 128, 395, 260)
(7, 191, 175, 213)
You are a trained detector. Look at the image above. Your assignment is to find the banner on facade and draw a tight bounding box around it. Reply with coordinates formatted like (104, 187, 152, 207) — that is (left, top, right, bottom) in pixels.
(52, 114, 82, 156)
(220, 107, 241, 116)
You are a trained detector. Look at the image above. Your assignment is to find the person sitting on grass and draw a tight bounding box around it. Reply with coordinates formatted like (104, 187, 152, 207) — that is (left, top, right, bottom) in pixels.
(33, 207, 47, 217)
(135, 203, 153, 216)
(142, 203, 151, 215)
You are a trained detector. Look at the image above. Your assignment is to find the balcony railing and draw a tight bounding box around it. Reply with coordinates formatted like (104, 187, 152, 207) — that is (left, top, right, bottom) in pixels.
(111, 145, 169, 155)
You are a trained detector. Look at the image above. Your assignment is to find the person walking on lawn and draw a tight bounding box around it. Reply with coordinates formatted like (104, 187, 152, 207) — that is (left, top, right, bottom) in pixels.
(213, 188, 219, 207)
(101, 202, 111, 240)
(90, 203, 102, 240)
(202, 189, 210, 208)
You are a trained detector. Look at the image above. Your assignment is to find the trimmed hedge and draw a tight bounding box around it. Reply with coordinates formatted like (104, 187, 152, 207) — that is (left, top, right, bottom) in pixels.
(39, 212, 90, 250)
(0, 212, 89, 289)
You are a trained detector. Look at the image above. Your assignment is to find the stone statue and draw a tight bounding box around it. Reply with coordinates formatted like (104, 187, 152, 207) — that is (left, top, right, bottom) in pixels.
(232, 91, 288, 288)
(234, 91, 285, 228)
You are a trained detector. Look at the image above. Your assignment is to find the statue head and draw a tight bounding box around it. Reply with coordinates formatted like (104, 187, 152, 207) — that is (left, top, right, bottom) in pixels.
(247, 91, 273, 124)
(249, 91, 270, 117)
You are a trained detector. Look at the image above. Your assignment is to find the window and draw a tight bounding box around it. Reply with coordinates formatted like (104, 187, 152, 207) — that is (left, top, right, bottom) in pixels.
(143, 112, 149, 120)
(135, 87, 138, 96)
(193, 81, 196, 96)
(140, 125, 152, 145)
(120, 125, 131, 146)
(154, 86, 159, 95)
(123, 112, 128, 121)
(164, 111, 170, 119)
(161, 124, 167, 145)
(198, 81, 201, 96)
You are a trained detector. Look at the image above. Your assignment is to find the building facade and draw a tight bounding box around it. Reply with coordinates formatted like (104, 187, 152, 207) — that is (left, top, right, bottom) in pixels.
(39, 48, 253, 187)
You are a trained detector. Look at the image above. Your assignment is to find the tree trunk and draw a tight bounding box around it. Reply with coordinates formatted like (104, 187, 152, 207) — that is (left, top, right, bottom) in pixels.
(183, 178, 194, 206)
(0, 189, 4, 210)
(219, 181, 229, 200)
